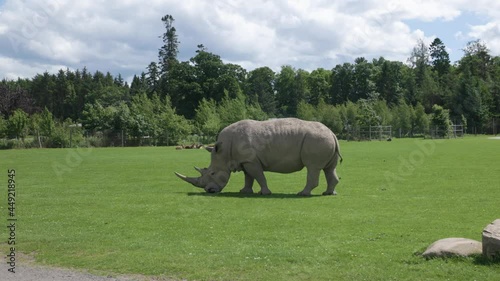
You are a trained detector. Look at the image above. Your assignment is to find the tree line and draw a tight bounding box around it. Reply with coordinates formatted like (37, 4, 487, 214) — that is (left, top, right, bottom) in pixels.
(1, 15, 499, 148)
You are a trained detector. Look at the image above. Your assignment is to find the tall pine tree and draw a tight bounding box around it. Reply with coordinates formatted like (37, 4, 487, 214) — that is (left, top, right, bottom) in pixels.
(429, 38, 451, 77)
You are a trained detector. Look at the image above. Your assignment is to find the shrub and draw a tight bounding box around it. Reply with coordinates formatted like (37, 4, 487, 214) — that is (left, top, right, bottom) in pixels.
(430, 104, 452, 137)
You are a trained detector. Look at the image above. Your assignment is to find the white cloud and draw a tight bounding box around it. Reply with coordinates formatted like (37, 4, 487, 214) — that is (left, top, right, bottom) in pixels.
(0, 0, 499, 80)
(468, 21, 500, 54)
(0, 56, 70, 80)
(394, 1, 462, 22)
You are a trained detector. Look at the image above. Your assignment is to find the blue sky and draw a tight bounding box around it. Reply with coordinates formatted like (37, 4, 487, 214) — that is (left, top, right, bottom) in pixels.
(0, 1, 499, 82)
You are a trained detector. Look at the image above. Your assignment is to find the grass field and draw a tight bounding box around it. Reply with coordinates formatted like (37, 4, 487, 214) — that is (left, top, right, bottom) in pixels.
(1, 137, 500, 280)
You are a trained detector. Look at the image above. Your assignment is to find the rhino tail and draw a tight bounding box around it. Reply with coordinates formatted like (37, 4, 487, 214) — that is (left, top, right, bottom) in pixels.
(334, 134, 343, 164)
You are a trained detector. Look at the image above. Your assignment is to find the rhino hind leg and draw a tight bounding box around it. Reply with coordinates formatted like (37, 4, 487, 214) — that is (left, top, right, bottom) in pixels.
(297, 168, 321, 196)
(322, 166, 339, 196)
(242, 163, 272, 195)
(239, 172, 255, 194)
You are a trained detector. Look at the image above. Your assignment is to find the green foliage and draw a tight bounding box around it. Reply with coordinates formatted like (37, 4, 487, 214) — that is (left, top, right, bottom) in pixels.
(391, 100, 413, 137)
(8, 108, 29, 140)
(246, 102, 268, 121)
(158, 14, 179, 74)
(461, 114, 468, 131)
(194, 92, 267, 141)
(317, 101, 343, 133)
(156, 96, 193, 146)
(353, 57, 374, 101)
(127, 93, 192, 145)
(431, 104, 452, 137)
(297, 100, 342, 133)
(372, 99, 392, 126)
(330, 62, 354, 104)
(49, 119, 84, 148)
(356, 98, 381, 127)
(39, 107, 56, 137)
(218, 90, 248, 128)
(30, 107, 56, 147)
(375, 59, 403, 105)
(2, 29, 500, 147)
(296, 101, 317, 121)
(430, 37, 451, 77)
(80, 93, 191, 146)
(413, 103, 430, 134)
(275, 65, 303, 116)
(340, 101, 359, 136)
(307, 68, 331, 105)
(82, 102, 115, 133)
(246, 67, 277, 115)
(0, 115, 7, 138)
(128, 93, 159, 141)
(195, 98, 221, 137)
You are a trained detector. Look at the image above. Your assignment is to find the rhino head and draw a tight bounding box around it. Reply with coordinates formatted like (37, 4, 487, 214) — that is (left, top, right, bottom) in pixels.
(175, 143, 231, 193)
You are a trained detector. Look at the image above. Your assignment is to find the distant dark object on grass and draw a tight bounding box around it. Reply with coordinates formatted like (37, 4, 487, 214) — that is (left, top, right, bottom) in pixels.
(176, 143, 204, 150)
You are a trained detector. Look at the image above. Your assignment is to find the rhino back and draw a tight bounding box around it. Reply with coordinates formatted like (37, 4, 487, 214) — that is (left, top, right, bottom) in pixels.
(219, 118, 337, 173)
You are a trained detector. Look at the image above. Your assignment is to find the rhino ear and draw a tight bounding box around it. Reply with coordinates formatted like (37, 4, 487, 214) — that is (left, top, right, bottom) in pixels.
(214, 142, 222, 153)
(206, 142, 222, 153)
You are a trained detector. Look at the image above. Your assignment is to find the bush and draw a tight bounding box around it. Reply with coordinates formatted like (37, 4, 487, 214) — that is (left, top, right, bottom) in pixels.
(430, 104, 452, 138)
(0, 138, 38, 149)
(44, 120, 84, 148)
(0, 116, 7, 139)
(0, 139, 15, 149)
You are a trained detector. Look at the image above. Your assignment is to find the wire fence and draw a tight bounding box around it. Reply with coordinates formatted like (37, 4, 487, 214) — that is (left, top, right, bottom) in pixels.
(346, 126, 392, 141)
(429, 125, 464, 139)
(345, 125, 466, 141)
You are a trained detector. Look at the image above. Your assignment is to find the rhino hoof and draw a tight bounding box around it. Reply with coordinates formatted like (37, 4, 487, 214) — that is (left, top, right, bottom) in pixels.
(206, 187, 220, 193)
(297, 191, 312, 196)
(322, 191, 337, 196)
(239, 188, 254, 194)
(258, 190, 272, 195)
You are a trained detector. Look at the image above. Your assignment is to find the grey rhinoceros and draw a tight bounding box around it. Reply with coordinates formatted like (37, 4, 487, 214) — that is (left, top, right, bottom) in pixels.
(175, 118, 342, 196)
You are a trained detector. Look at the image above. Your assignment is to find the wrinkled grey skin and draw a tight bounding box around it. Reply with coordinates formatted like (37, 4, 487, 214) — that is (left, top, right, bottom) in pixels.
(175, 118, 342, 196)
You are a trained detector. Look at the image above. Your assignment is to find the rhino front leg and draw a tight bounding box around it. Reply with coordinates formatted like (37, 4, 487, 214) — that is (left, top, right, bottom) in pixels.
(242, 163, 272, 195)
(239, 172, 255, 194)
(297, 168, 321, 196)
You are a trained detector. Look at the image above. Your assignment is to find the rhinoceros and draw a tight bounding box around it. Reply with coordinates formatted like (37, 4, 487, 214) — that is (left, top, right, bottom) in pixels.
(175, 118, 342, 196)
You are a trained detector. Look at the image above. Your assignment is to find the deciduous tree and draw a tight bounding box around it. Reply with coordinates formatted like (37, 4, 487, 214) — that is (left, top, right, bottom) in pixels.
(246, 67, 276, 115)
(8, 109, 29, 140)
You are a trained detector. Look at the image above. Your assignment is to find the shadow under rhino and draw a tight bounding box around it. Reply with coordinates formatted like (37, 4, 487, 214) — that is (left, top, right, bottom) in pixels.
(186, 192, 324, 199)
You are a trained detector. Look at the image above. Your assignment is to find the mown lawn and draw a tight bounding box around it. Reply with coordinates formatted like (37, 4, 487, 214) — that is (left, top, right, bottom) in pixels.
(1, 136, 499, 280)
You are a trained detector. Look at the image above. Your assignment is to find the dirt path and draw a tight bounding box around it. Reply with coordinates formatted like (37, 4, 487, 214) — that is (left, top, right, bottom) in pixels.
(0, 262, 142, 281)
(1, 252, 180, 281)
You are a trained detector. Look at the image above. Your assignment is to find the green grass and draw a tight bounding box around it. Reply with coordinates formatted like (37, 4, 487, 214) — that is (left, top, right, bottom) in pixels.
(1, 137, 500, 280)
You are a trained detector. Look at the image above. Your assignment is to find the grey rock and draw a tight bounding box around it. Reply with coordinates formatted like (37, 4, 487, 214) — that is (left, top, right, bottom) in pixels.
(422, 237, 482, 259)
(483, 219, 500, 260)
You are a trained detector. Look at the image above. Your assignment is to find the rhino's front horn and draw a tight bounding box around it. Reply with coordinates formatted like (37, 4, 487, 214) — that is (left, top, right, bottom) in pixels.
(175, 172, 202, 188)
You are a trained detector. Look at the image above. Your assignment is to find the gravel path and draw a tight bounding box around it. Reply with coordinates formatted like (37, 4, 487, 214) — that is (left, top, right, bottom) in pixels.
(0, 262, 142, 281)
(1, 252, 179, 281)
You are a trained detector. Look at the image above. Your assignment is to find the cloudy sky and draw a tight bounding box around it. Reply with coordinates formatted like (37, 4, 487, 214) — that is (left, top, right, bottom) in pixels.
(1, 0, 500, 83)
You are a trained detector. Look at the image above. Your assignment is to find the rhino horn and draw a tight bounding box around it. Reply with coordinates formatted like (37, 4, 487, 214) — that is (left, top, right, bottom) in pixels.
(194, 166, 203, 174)
(175, 172, 202, 188)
